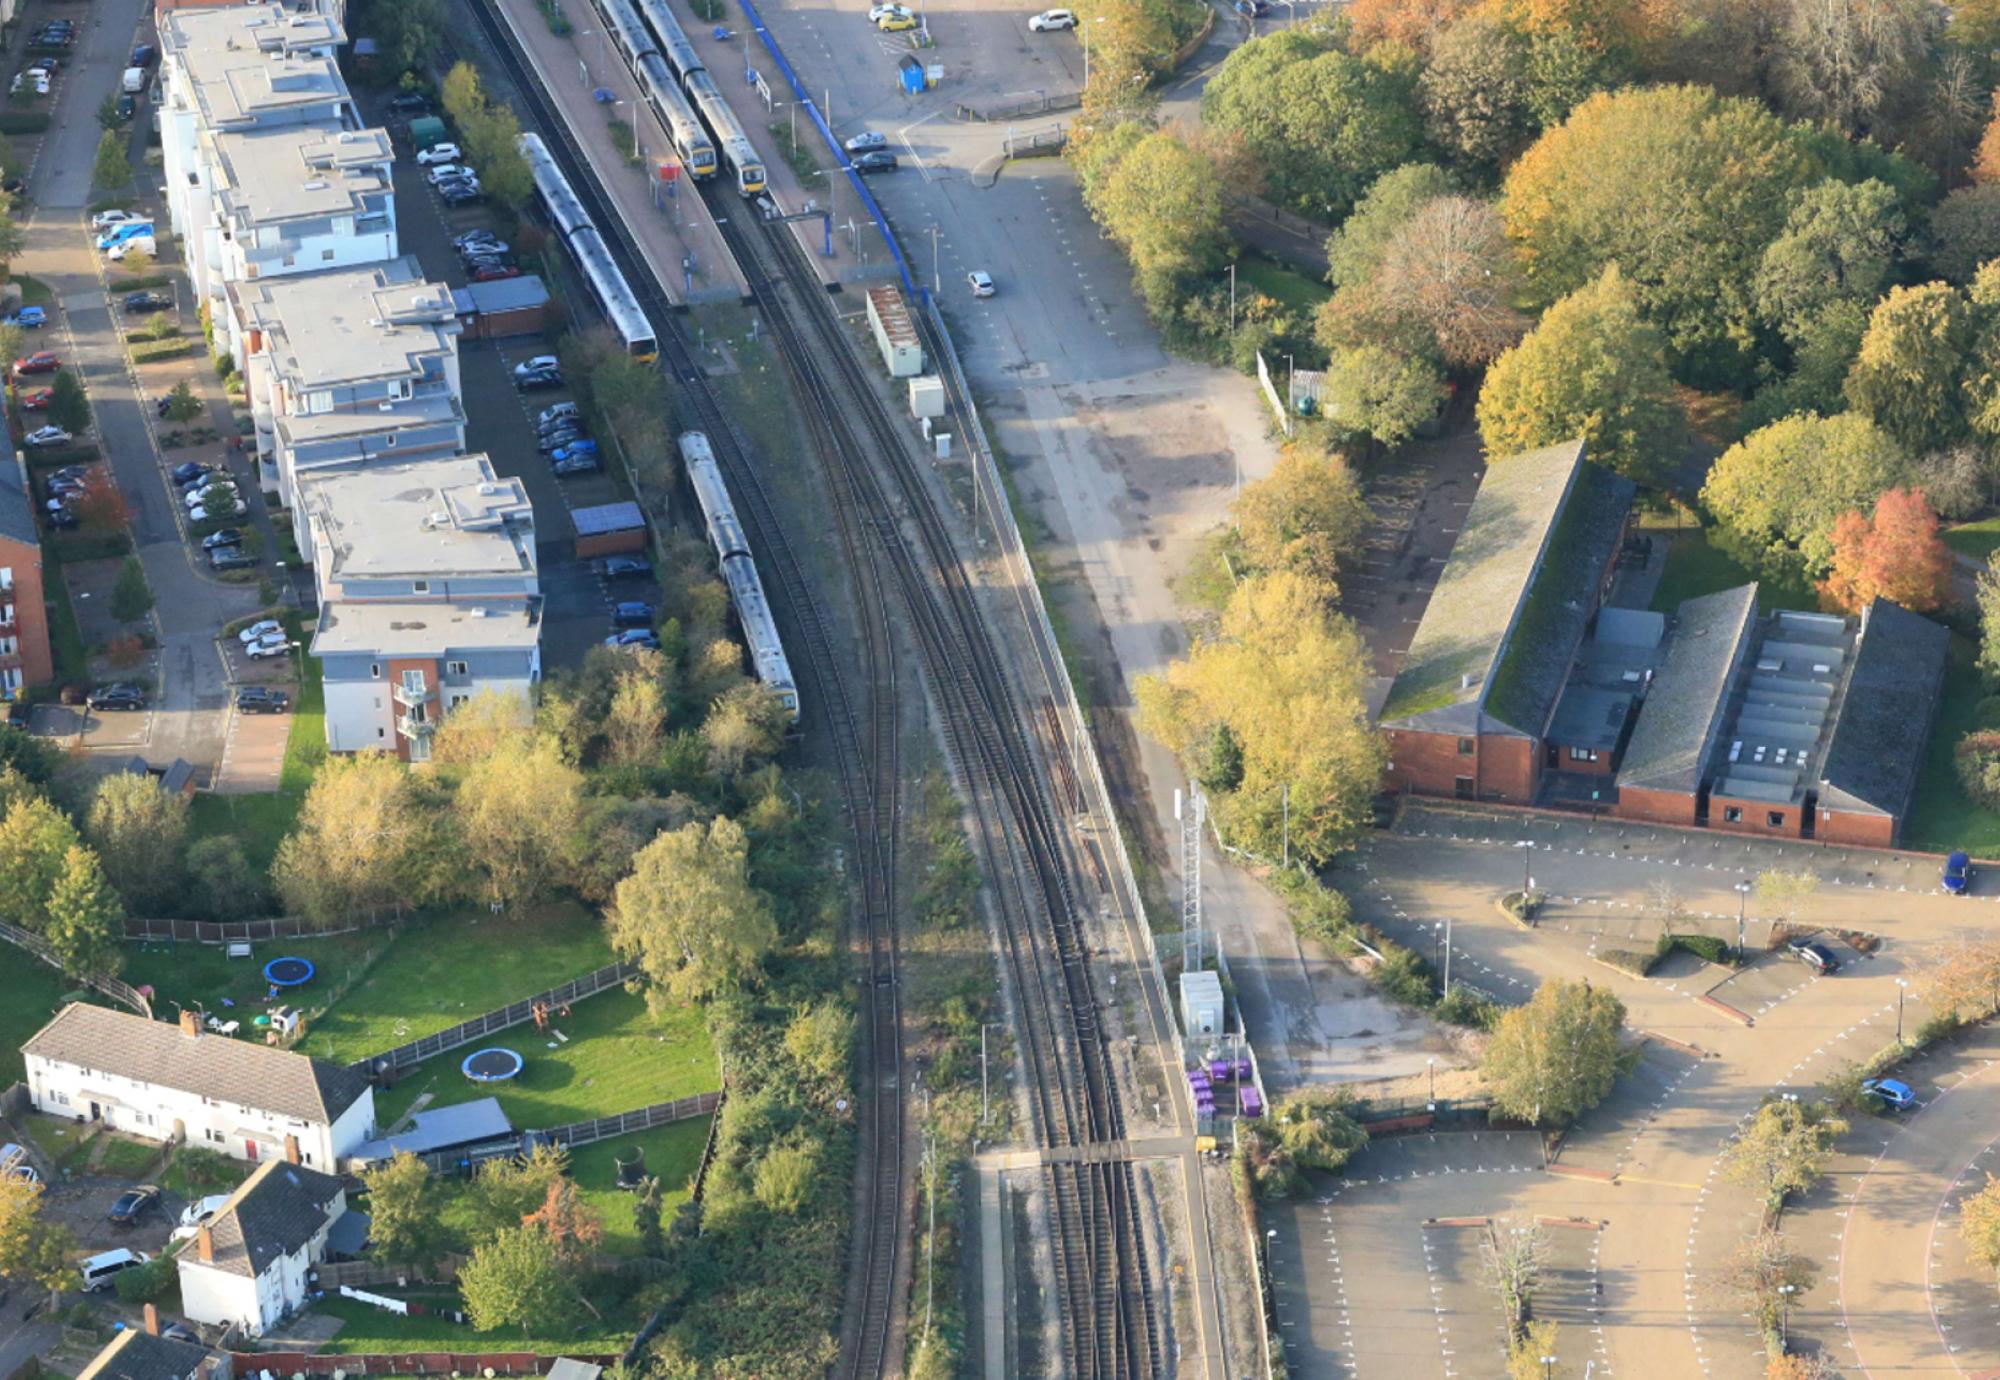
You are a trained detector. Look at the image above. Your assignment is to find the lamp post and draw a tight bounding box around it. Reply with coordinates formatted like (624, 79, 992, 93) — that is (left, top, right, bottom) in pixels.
(1228, 261, 1236, 334)
(1777, 1283, 1797, 1348)
(1735, 879, 1752, 960)
(1426, 1056, 1436, 1111)
(1541, 1358, 1557, 1380)
(930, 222, 941, 293)
(1896, 977, 1909, 1044)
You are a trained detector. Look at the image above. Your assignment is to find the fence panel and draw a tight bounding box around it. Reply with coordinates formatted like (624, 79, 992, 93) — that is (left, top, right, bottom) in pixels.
(0, 916, 151, 1016)
(403, 1091, 723, 1172)
(123, 908, 409, 944)
(354, 961, 637, 1073)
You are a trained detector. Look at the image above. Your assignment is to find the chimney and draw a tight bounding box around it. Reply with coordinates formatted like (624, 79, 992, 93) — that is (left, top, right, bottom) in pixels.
(195, 1224, 213, 1264)
(179, 1009, 202, 1039)
(143, 1303, 159, 1336)
(283, 1134, 300, 1166)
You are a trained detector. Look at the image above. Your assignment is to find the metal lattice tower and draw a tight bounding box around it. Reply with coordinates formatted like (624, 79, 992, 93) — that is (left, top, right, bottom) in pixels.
(1179, 783, 1205, 973)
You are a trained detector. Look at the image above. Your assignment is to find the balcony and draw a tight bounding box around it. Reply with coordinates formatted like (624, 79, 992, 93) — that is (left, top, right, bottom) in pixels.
(394, 712, 435, 741)
(391, 680, 433, 710)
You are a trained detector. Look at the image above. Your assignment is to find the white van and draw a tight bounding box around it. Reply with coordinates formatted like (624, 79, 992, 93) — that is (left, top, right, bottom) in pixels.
(80, 1248, 149, 1292)
(120, 67, 144, 94)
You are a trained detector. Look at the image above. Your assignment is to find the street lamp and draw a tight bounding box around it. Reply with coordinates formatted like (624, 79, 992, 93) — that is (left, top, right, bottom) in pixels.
(1735, 880, 1752, 960)
(1541, 1358, 1558, 1380)
(1777, 1283, 1798, 1348)
(1896, 977, 1909, 1044)
(1426, 1056, 1436, 1111)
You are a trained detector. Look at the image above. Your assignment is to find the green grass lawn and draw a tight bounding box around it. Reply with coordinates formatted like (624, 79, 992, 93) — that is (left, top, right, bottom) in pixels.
(1902, 636, 2000, 855)
(570, 1118, 708, 1254)
(1646, 525, 1816, 614)
(119, 927, 389, 1035)
(96, 1135, 163, 1180)
(310, 1286, 646, 1357)
(0, 958, 81, 1085)
(160, 1145, 252, 1201)
(299, 902, 614, 1066)
(187, 631, 324, 872)
(371, 987, 717, 1131)
(14, 1113, 101, 1175)
(1946, 516, 2000, 561)
(1235, 252, 1330, 316)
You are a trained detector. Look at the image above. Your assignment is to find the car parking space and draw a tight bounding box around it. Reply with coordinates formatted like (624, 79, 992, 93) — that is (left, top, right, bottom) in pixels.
(1703, 951, 1821, 1019)
(214, 702, 287, 794)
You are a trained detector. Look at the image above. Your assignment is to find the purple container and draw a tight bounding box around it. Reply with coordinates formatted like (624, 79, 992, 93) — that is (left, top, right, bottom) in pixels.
(1240, 1088, 1264, 1116)
(1208, 1059, 1231, 1081)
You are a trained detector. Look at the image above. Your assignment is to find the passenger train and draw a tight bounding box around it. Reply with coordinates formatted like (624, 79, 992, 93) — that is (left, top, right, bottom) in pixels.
(585, 0, 718, 180)
(630, 0, 767, 196)
(679, 430, 800, 721)
(518, 132, 660, 361)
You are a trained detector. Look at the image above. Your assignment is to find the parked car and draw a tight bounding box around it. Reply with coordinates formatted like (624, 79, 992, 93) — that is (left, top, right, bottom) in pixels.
(537, 402, 581, 427)
(852, 151, 899, 173)
(549, 441, 599, 464)
(23, 425, 69, 448)
(237, 619, 284, 645)
(455, 234, 509, 256)
(1787, 938, 1840, 975)
(387, 92, 429, 114)
(91, 208, 140, 231)
(1944, 850, 1973, 895)
(12, 351, 58, 375)
(234, 687, 290, 714)
(170, 461, 221, 488)
(967, 270, 995, 298)
(12, 306, 46, 328)
(415, 142, 462, 165)
(514, 367, 561, 390)
(538, 413, 586, 437)
(434, 178, 482, 200)
(185, 481, 236, 509)
(600, 554, 652, 579)
(80, 1250, 147, 1292)
(538, 427, 587, 452)
(115, 93, 135, 121)
(470, 265, 520, 283)
(122, 291, 171, 314)
(867, 2, 912, 17)
(208, 548, 256, 572)
(155, 394, 174, 418)
(514, 354, 561, 378)
(439, 185, 483, 207)
(1861, 1077, 1916, 1111)
(246, 632, 294, 659)
(425, 162, 476, 186)
(844, 130, 888, 154)
(877, 11, 917, 29)
(200, 528, 241, 550)
(185, 504, 216, 523)
(552, 453, 600, 476)
(1029, 7, 1076, 28)
(86, 685, 146, 712)
(610, 601, 654, 630)
(105, 236, 157, 262)
(129, 44, 157, 66)
(96, 220, 154, 250)
(604, 629, 661, 650)
(159, 1325, 200, 1345)
(108, 1182, 158, 1225)
(0, 1143, 35, 1184)
(19, 388, 51, 410)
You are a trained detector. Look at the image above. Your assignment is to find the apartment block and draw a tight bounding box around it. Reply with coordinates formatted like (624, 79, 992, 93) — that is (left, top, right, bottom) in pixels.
(300, 456, 540, 761)
(0, 461, 54, 699)
(227, 257, 463, 515)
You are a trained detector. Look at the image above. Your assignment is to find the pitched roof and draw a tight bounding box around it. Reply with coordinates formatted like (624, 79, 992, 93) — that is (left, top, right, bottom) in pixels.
(1817, 598, 1950, 821)
(191, 1157, 344, 1278)
(78, 1330, 212, 1380)
(0, 459, 40, 550)
(1616, 584, 1761, 795)
(22, 1003, 369, 1126)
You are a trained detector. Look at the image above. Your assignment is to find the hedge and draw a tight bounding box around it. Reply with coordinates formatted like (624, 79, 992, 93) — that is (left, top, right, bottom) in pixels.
(129, 339, 192, 364)
(46, 529, 132, 562)
(0, 113, 50, 134)
(24, 444, 101, 470)
(1597, 948, 1660, 977)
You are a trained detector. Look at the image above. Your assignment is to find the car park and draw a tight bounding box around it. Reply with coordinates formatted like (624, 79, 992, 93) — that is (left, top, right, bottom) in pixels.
(416, 143, 462, 165)
(170, 462, 221, 488)
(1944, 850, 1973, 894)
(106, 236, 157, 262)
(552, 453, 601, 476)
(247, 632, 295, 659)
(853, 151, 899, 173)
(968, 270, 995, 298)
(844, 130, 888, 154)
(237, 619, 284, 645)
(13, 352, 57, 375)
(123, 291, 171, 313)
(81, 1249, 148, 1291)
(611, 601, 655, 629)
(439, 185, 483, 207)
(550, 441, 599, 464)
(605, 629, 661, 650)
(12, 306, 45, 328)
(234, 686, 290, 714)
(1029, 7, 1076, 28)
(1861, 1077, 1916, 1110)
(23, 425, 69, 448)
(600, 554, 652, 579)
(1787, 938, 1840, 974)
(108, 1186, 161, 1227)
(86, 684, 146, 712)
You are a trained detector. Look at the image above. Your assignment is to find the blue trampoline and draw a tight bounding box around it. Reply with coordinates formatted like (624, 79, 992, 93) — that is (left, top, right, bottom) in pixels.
(262, 956, 315, 987)
(462, 1048, 524, 1083)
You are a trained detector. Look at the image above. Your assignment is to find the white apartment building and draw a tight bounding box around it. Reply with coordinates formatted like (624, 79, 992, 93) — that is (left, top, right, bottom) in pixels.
(21, 1004, 375, 1169)
(178, 1155, 348, 1337)
(302, 456, 540, 761)
(227, 257, 463, 512)
(202, 123, 396, 293)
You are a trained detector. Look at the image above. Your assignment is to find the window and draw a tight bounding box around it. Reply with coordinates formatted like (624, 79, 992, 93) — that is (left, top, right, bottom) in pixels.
(413, 580, 429, 594)
(401, 669, 426, 693)
(1456, 737, 1476, 756)
(304, 390, 333, 415)
(391, 379, 412, 401)
(369, 663, 380, 678)
(1723, 806, 1743, 823)
(49, 1090, 67, 1107)
(450, 693, 469, 709)
(1569, 747, 1598, 763)
(382, 435, 397, 448)
(377, 727, 386, 739)
(320, 248, 335, 261)
(448, 661, 468, 676)
(1767, 811, 1786, 828)
(205, 1128, 224, 1144)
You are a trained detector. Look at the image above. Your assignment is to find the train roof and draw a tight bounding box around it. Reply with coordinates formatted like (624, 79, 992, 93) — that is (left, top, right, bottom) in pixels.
(721, 554, 795, 695)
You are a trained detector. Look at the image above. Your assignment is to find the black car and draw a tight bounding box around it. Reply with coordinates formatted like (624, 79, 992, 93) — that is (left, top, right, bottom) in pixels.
(200, 528, 241, 550)
(115, 94, 135, 122)
(852, 150, 898, 173)
(611, 600, 655, 630)
(439, 185, 483, 207)
(387, 92, 430, 114)
(1787, 938, 1840, 975)
(107, 1186, 160, 1227)
(235, 686, 290, 714)
(45, 507, 76, 530)
(538, 429, 587, 454)
(600, 555, 653, 579)
(170, 461, 219, 487)
(129, 44, 156, 66)
(208, 548, 256, 572)
(86, 684, 145, 712)
(514, 368, 562, 391)
(122, 290, 170, 313)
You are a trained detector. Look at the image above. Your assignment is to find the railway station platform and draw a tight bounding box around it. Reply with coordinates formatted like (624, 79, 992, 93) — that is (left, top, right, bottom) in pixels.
(493, 0, 750, 304)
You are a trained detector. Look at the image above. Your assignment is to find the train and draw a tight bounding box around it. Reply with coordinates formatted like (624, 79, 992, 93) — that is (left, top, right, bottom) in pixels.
(679, 430, 800, 721)
(518, 132, 660, 361)
(586, 0, 718, 181)
(629, 0, 767, 196)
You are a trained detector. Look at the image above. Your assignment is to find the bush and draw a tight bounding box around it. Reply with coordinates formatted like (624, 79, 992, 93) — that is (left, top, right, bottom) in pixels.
(24, 445, 101, 470)
(213, 350, 235, 380)
(1371, 941, 1434, 1007)
(1915, 1010, 1968, 1048)
(129, 339, 192, 364)
(1957, 730, 2000, 810)
(1598, 947, 1661, 977)
(1436, 985, 1501, 1029)
(0, 113, 51, 135)
(46, 530, 132, 562)
(1278, 870, 1353, 947)
(112, 1253, 176, 1302)
(1667, 933, 1735, 964)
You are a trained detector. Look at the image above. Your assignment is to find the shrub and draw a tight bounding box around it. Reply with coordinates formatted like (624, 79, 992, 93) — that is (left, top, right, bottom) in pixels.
(112, 1253, 176, 1302)
(1957, 730, 2000, 810)
(1278, 871, 1353, 947)
(1598, 947, 1661, 977)
(108, 274, 172, 292)
(46, 530, 132, 562)
(1372, 941, 1433, 1007)
(1915, 1010, 1967, 1048)
(0, 113, 51, 135)
(1436, 985, 1501, 1029)
(1668, 933, 1735, 964)
(130, 339, 191, 364)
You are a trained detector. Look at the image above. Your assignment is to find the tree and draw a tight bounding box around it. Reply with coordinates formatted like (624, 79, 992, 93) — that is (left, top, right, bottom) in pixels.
(1267, 1090, 1367, 1173)
(1419, 13, 1537, 173)
(1347, 0, 1475, 53)
(272, 755, 456, 925)
(1931, 183, 2000, 285)
(1135, 571, 1383, 864)
(0, 796, 82, 933)
(1920, 936, 2000, 1020)
(1961, 1174, 2000, 1282)
(1702, 412, 1910, 581)
(752, 1143, 819, 1215)
(184, 835, 267, 923)
(1378, 194, 1526, 367)
(1977, 90, 2000, 185)
(431, 691, 534, 766)
(1755, 179, 1908, 338)
(0, 1176, 78, 1308)
(47, 370, 89, 438)
(701, 683, 788, 777)
(1233, 448, 1369, 586)
(1481, 1218, 1549, 1332)
(438, 62, 533, 210)
(610, 816, 777, 1004)
(453, 732, 583, 908)
(86, 772, 188, 918)
(360, 1152, 448, 1274)
(1476, 266, 1683, 484)
(1845, 282, 1980, 453)
(473, 1144, 571, 1233)
(1769, 0, 1933, 139)
(521, 1179, 604, 1276)
(604, 658, 670, 766)
(1507, 1320, 1566, 1379)
(1721, 1098, 1848, 1210)
(109, 557, 151, 624)
(44, 846, 123, 981)
(163, 380, 202, 426)
(359, 0, 444, 74)
(1321, 343, 1447, 448)
(1981, 565, 2000, 681)
(1753, 869, 1821, 933)
(1326, 163, 1456, 293)
(1200, 28, 1425, 220)
(1481, 978, 1626, 1126)
(1708, 1228, 1817, 1336)
(633, 1176, 665, 1258)
(1818, 486, 1952, 614)
(0, 203, 26, 280)
(1501, 85, 1818, 370)
(91, 129, 130, 193)
(1083, 126, 1229, 316)
(458, 1226, 577, 1336)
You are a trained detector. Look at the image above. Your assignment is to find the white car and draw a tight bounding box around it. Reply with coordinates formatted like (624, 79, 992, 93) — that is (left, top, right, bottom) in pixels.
(415, 142, 462, 166)
(867, 3, 912, 18)
(236, 619, 283, 645)
(246, 632, 294, 659)
(968, 270, 995, 298)
(186, 504, 215, 523)
(425, 163, 476, 186)
(91, 209, 139, 231)
(513, 355, 560, 379)
(185, 482, 235, 508)
(177, 1194, 231, 1232)
(1029, 7, 1075, 29)
(23, 425, 70, 447)
(105, 236, 156, 262)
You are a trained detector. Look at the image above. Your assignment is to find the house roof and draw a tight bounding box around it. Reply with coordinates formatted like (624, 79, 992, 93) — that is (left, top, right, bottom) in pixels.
(192, 1157, 344, 1279)
(349, 1096, 513, 1162)
(22, 1003, 369, 1126)
(77, 1330, 212, 1380)
(1817, 598, 1951, 820)
(1616, 584, 1761, 795)
(0, 459, 41, 550)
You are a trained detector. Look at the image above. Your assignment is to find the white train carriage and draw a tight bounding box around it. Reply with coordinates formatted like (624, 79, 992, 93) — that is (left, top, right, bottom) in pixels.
(680, 431, 799, 721)
(684, 69, 766, 196)
(633, 0, 705, 86)
(589, 0, 718, 179)
(519, 133, 660, 360)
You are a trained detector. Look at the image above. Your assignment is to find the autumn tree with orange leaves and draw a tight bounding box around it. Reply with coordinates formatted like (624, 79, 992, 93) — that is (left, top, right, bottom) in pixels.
(1818, 487, 1952, 614)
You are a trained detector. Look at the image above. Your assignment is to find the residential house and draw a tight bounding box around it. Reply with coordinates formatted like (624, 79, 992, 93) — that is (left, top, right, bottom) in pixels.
(21, 1005, 374, 1168)
(178, 1153, 348, 1337)
(76, 1322, 225, 1380)
(301, 455, 539, 760)
(226, 257, 462, 511)
(199, 122, 397, 302)
(0, 457, 54, 698)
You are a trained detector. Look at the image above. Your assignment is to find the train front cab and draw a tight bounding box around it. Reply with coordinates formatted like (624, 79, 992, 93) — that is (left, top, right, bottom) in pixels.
(737, 159, 766, 196)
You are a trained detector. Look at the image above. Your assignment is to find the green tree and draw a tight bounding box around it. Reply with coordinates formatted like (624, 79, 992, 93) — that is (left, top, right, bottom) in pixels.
(1754, 179, 1908, 337)
(1721, 1098, 1848, 1210)
(452, 731, 582, 908)
(48, 369, 89, 437)
(1321, 343, 1446, 448)
(1419, 13, 1536, 174)
(752, 1142, 820, 1215)
(91, 129, 130, 193)
(1981, 565, 2000, 681)
(110, 557, 152, 623)
(184, 835, 267, 922)
(0, 1176, 79, 1309)
(360, 1152, 448, 1274)
(1083, 126, 1228, 316)
(0, 202, 26, 279)
(361, 0, 445, 75)
(632, 1176, 665, 1258)
(1738, 299, 1871, 432)
(701, 682, 789, 778)
(782, 1001, 854, 1094)
(1481, 978, 1626, 1127)
(1268, 1089, 1367, 1172)
(1701, 411, 1909, 580)
(1326, 162, 1455, 291)
(473, 1144, 571, 1233)
(0, 796, 81, 933)
(1199, 722, 1245, 794)
(458, 1225, 577, 1336)
(163, 380, 202, 425)
(42, 846, 121, 980)
(86, 771, 187, 918)
(609, 816, 777, 1003)
(1475, 266, 1683, 484)
(273, 755, 458, 925)
(1845, 282, 1980, 455)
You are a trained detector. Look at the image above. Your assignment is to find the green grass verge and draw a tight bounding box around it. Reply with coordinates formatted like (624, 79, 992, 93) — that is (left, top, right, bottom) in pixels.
(298, 902, 613, 1066)
(129, 339, 191, 364)
(567, 1117, 707, 1255)
(0, 959, 78, 1084)
(95, 1135, 162, 1180)
(15, 1113, 100, 1174)
(159, 1145, 252, 1202)
(1646, 525, 1816, 615)
(44, 557, 86, 684)
(1902, 636, 2000, 855)
(309, 1286, 646, 1357)
(1235, 252, 1330, 315)
(1946, 517, 2000, 561)
(119, 928, 389, 1036)
(371, 987, 718, 1130)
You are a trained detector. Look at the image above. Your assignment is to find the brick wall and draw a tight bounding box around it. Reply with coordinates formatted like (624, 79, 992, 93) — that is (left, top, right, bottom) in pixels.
(1818, 809, 1895, 849)
(1709, 794, 1804, 839)
(1615, 786, 1699, 828)
(0, 536, 53, 691)
(1480, 735, 1538, 802)
(1382, 728, 1477, 799)
(1550, 745, 1615, 777)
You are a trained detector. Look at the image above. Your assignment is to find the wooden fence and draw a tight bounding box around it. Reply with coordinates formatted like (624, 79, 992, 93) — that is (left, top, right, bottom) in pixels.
(353, 961, 638, 1074)
(0, 916, 151, 1016)
(124, 909, 410, 944)
(229, 1353, 620, 1377)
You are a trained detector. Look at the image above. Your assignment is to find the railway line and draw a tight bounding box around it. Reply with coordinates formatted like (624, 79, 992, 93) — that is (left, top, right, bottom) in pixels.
(466, 0, 1162, 1371)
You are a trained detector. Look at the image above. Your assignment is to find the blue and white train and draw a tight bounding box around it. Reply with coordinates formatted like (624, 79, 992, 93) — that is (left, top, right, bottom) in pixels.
(631, 0, 767, 196)
(586, 0, 718, 180)
(519, 132, 660, 360)
(679, 430, 799, 721)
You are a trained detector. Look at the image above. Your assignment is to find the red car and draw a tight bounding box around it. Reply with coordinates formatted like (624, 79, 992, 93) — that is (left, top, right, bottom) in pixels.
(470, 265, 520, 282)
(13, 352, 58, 376)
(19, 388, 52, 410)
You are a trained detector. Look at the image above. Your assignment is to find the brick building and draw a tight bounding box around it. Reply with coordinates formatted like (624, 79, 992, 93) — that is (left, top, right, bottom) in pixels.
(0, 459, 54, 698)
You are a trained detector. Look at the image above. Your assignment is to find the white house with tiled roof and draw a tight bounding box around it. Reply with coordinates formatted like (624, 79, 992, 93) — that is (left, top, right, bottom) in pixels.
(179, 1153, 348, 1336)
(21, 1005, 373, 1170)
